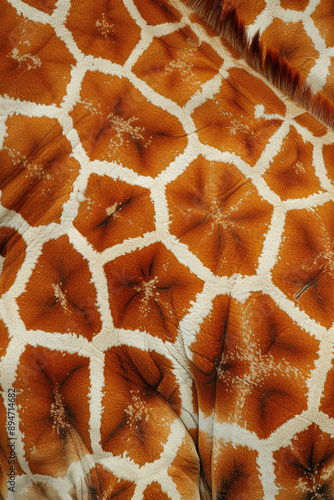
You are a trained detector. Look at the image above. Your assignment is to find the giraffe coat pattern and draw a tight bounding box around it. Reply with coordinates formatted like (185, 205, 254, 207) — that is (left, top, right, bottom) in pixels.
(0, 0, 334, 498)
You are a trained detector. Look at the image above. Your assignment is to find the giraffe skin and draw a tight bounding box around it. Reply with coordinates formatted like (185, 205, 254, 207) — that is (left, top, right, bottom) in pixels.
(0, 0, 334, 498)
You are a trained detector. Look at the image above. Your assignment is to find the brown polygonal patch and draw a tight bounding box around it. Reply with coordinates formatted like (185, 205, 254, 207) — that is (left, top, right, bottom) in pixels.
(271, 203, 334, 328)
(66, 0, 141, 65)
(0, 1, 75, 105)
(133, 0, 181, 25)
(264, 126, 322, 200)
(191, 294, 318, 439)
(320, 359, 334, 420)
(0, 321, 9, 361)
(323, 142, 334, 183)
(311, 2, 334, 49)
(323, 57, 334, 109)
(143, 482, 172, 499)
(71, 72, 187, 176)
(74, 173, 155, 252)
(0, 115, 80, 226)
(261, 19, 319, 79)
(280, 0, 309, 11)
(133, 27, 224, 106)
(14, 346, 91, 477)
(17, 235, 102, 339)
(104, 242, 204, 341)
(274, 424, 334, 499)
(0, 228, 26, 295)
(213, 443, 263, 499)
(192, 69, 284, 166)
(166, 156, 273, 276)
(101, 346, 180, 464)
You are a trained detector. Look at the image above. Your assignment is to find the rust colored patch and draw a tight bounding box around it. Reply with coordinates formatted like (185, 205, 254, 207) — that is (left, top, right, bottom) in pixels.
(133, 27, 223, 106)
(261, 19, 319, 79)
(264, 126, 322, 200)
(167, 156, 272, 276)
(143, 482, 172, 499)
(213, 443, 263, 499)
(294, 112, 328, 137)
(66, 0, 141, 65)
(17, 235, 102, 339)
(74, 174, 155, 252)
(71, 72, 187, 177)
(0, 115, 80, 226)
(280, 0, 309, 10)
(194, 294, 318, 439)
(311, 1, 334, 49)
(0, 2, 74, 104)
(271, 204, 334, 328)
(0, 228, 26, 295)
(274, 424, 334, 499)
(193, 69, 284, 166)
(101, 346, 180, 465)
(0, 321, 9, 361)
(104, 242, 204, 341)
(14, 346, 91, 477)
(133, 0, 181, 25)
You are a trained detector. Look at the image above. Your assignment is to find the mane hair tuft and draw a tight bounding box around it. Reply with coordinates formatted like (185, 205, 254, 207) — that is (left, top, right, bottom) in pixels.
(184, 0, 334, 128)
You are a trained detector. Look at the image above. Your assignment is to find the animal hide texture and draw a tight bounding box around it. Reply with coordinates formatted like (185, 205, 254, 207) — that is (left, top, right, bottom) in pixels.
(0, 0, 334, 498)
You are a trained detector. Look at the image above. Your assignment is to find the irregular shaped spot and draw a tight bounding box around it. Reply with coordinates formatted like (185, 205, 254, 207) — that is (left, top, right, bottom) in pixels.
(71, 72, 187, 176)
(264, 125, 322, 200)
(21, 0, 56, 13)
(104, 242, 203, 341)
(14, 346, 91, 477)
(0, 228, 26, 295)
(101, 347, 179, 464)
(323, 142, 334, 183)
(280, 0, 309, 10)
(274, 424, 334, 499)
(133, 27, 223, 106)
(17, 235, 102, 339)
(271, 204, 334, 328)
(261, 19, 319, 78)
(192, 69, 284, 166)
(213, 443, 263, 500)
(91, 465, 136, 499)
(0, 115, 80, 226)
(166, 156, 272, 276)
(143, 482, 172, 499)
(74, 173, 155, 252)
(133, 0, 181, 25)
(0, 2, 74, 104)
(194, 294, 318, 439)
(167, 436, 200, 498)
(311, 2, 334, 49)
(294, 112, 328, 137)
(66, 0, 141, 65)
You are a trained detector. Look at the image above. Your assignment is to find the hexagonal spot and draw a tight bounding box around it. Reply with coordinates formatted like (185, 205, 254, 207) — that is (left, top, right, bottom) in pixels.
(0, 228, 26, 295)
(166, 156, 273, 276)
(71, 72, 187, 176)
(66, 0, 141, 65)
(0, 115, 80, 226)
(14, 345, 91, 477)
(74, 174, 155, 252)
(264, 125, 322, 200)
(17, 235, 102, 339)
(274, 424, 334, 499)
(0, 3, 74, 104)
(271, 203, 334, 328)
(104, 242, 204, 341)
